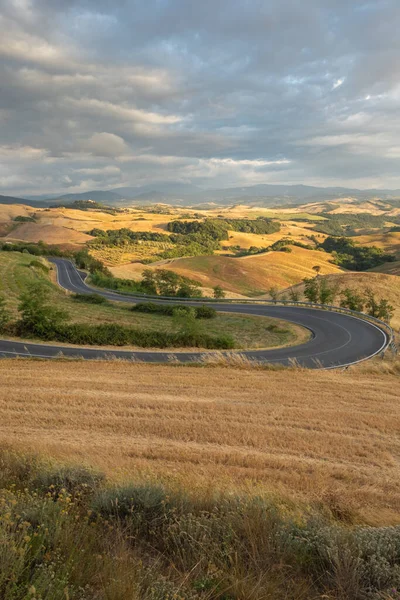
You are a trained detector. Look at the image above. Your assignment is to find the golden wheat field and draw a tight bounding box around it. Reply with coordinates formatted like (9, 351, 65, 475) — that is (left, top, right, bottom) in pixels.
(1, 359, 399, 526)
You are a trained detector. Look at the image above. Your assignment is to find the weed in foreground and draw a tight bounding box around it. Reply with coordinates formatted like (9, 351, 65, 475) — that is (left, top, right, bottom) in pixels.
(2, 448, 400, 599)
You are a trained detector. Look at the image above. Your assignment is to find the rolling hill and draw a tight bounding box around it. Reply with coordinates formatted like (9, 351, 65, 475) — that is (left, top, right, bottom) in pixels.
(110, 246, 342, 296)
(5, 223, 94, 247)
(352, 231, 400, 256)
(2, 183, 400, 209)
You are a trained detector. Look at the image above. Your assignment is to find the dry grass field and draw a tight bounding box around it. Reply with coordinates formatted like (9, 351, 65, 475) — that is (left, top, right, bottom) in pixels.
(6, 222, 94, 246)
(370, 259, 400, 276)
(300, 198, 394, 215)
(0, 204, 36, 220)
(0, 359, 399, 526)
(353, 231, 400, 256)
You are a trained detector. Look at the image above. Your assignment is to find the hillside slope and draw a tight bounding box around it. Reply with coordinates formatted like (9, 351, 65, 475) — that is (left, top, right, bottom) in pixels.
(369, 260, 400, 276)
(353, 231, 400, 256)
(111, 246, 342, 296)
(5, 223, 94, 247)
(286, 271, 400, 330)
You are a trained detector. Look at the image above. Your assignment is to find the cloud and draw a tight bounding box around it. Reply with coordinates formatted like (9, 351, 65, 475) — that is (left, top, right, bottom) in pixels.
(1, 0, 400, 195)
(75, 165, 121, 175)
(84, 133, 129, 157)
(332, 78, 344, 90)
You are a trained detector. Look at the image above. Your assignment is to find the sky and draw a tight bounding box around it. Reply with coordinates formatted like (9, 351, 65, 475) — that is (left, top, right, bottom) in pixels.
(1, 0, 400, 196)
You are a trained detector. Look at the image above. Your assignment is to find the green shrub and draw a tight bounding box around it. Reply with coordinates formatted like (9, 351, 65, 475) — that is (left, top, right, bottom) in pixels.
(32, 465, 104, 497)
(28, 259, 49, 273)
(0, 450, 103, 497)
(17, 282, 69, 339)
(13, 215, 36, 223)
(213, 285, 226, 299)
(193, 305, 216, 319)
(0, 295, 11, 332)
(132, 302, 216, 319)
(72, 293, 108, 305)
(92, 484, 168, 528)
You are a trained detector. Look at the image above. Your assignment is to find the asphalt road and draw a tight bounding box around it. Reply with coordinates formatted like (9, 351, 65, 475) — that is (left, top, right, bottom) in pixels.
(0, 258, 388, 368)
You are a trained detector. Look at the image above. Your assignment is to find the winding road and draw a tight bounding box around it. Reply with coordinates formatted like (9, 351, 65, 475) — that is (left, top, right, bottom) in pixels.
(0, 258, 389, 368)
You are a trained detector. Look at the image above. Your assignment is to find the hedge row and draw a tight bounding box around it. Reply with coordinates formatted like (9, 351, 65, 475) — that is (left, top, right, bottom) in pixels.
(22, 322, 234, 349)
(131, 302, 216, 319)
(72, 293, 109, 305)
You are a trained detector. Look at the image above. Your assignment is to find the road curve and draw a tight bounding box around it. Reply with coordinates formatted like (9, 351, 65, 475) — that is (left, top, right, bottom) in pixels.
(0, 258, 388, 368)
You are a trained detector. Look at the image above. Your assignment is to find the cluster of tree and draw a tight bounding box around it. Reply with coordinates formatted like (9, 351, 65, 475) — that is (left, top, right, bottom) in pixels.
(90, 271, 147, 294)
(267, 274, 394, 323)
(176, 212, 204, 219)
(87, 224, 222, 260)
(340, 288, 394, 322)
(87, 217, 281, 261)
(167, 216, 280, 238)
(1, 241, 69, 257)
(89, 268, 203, 298)
(300, 277, 394, 322)
(314, 213, 387, 236)
(320, 237, 396, 270)
(136, 205, 173, 215)
(0, 282, 234, 349)
(167, 219, 231, 240)
(88, 228, 171, 247)
(141, 269, 203, 297)
(302, 277, 337, 305)
(224, 217, 281, 234)
(74, 248, 111, 275)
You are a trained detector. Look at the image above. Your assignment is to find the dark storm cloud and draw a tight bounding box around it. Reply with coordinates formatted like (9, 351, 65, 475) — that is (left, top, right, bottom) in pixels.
(0, 0, 400, 195)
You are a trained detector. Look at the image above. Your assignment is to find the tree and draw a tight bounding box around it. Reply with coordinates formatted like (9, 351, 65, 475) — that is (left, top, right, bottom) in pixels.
(18, 282, 69, 338)
(376, 298, 394, 323)
(213, 285, 225, 299)
(364, 288, 380, 318)
(0, 295, 10, 332)
(141, 270, 157, 295)
(288, 289, 300, 302)
(318, 278, 336, 305)
(268, 287, 279, 303)
(177, 283, 199, 298)
(364, 289, 394, 322)
(312, 265, 321, 275)
(303, 277, 319, 303)
(340, 288, 364, 312)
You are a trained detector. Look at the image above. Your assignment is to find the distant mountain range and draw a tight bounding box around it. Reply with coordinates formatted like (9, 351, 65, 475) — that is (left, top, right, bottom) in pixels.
(2, 183, 400, 209)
